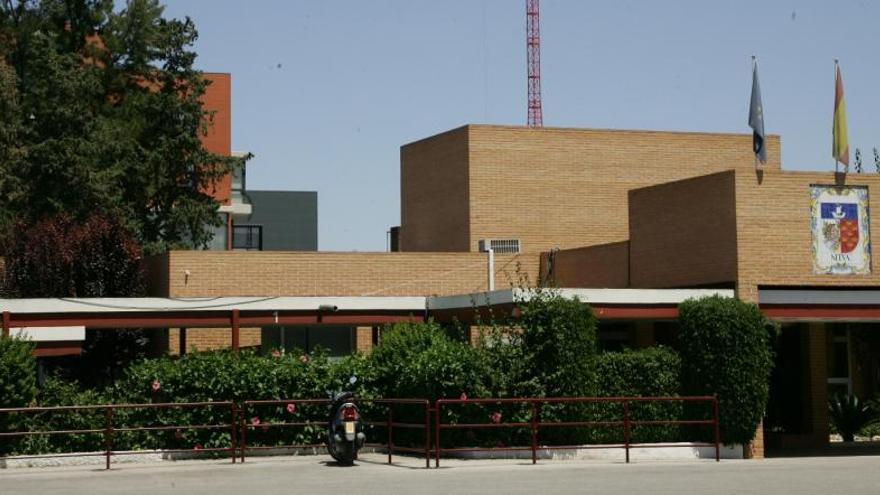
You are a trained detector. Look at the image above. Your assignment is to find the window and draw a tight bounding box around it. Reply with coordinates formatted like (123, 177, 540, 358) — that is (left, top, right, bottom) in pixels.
(233, 225, 262, 251)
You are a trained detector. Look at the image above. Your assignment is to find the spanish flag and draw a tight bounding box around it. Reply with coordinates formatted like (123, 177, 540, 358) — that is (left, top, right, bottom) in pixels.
(833, 62, 849, 168)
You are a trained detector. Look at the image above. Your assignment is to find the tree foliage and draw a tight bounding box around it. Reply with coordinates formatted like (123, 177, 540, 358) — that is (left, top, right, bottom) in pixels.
(3, 212, 151, 384)
(3, 213, 144, 298)
(0, 0, 244, 253)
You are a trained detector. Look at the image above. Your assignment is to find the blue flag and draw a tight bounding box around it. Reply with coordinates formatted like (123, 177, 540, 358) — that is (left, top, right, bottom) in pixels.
(748, 60, 767, 164)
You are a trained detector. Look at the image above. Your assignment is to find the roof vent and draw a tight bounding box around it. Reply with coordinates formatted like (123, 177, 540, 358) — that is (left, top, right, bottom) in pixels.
(479, 239, 521, 254)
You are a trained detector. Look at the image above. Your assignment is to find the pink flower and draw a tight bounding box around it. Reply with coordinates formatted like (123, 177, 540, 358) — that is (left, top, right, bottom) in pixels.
(251, 416, 261, 426)
(194, 444, 203, 450)
(271, 349, 282, 358)
(151, 379, 161, 392)
(286, 403, 296, 413)
(459, 392, 468, 401)
(490, 411, 502, 424)
(299, 354, 310, 363)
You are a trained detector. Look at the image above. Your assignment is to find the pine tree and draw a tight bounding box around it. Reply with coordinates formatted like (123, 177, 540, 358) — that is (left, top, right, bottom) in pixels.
(0, 0, 246, 253)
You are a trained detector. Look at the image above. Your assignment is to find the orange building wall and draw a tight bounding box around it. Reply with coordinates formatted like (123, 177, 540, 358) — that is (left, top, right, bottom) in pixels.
(201, 72, 232, 205)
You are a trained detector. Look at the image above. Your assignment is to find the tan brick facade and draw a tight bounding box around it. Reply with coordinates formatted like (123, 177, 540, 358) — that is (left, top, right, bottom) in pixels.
(160, 250, 539, 298)
(149, 250, 540, 350)
(734, 170, 880, 302)
(400, 125, 781, 254)
(629, 171, 738, 289)
(539, 242, 629, 288)
(620, 169, 880, 296)
(400, 126, 471, 252)
(354, 327, 374, 354)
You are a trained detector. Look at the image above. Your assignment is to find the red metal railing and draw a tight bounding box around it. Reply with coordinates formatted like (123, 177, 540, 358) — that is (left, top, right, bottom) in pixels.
(0, 401, 238, 469)
(0, 396, 719, 470)
(433, 396, 720, 467)
(239, 398, 432, 468)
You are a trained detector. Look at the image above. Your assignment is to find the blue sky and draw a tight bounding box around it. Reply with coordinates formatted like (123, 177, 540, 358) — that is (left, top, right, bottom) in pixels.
(159, 1, 880, 251)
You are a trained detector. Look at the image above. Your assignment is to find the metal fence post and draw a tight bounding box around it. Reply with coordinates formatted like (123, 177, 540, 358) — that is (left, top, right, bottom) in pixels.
(434, 401, 441, 468)
(713, 398, 720, 462)
(230, 403, 238, 464)
(530, 401, 538, 465)
(240, 403, 247, 463)
(387, 405, 393, 464)
(623, 401, 630, 464)
(424, 402, 431, 469)
(104, 407, 114, 470)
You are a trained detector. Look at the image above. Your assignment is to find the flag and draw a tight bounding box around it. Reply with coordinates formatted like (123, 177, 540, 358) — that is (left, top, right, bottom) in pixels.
(833, 62, 849, 167)
(748, 59, 767, 164)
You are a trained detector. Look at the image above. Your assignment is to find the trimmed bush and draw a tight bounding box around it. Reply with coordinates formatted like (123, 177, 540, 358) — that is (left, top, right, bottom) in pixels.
(371, 321, 489, 400)
(594, 347, 683, 443)
(516, 291, 598, 398)
(371, 322, 495, 448)
(489, 291, 598, 445)
(0, 336, 37, 408)
(0, 337, 38, 454)
(678, 295, 775, 445)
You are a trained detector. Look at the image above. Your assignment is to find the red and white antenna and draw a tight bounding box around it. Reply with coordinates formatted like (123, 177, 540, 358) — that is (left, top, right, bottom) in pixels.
(526, 0, 543, 127)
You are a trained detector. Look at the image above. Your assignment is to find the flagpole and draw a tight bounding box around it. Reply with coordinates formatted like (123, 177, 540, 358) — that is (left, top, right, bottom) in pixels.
(753, 55, 758, 170)
(834, 59, 839, 174)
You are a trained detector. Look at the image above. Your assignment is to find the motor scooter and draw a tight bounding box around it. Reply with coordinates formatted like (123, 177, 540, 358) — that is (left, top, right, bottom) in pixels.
(326, 376, 365, 465)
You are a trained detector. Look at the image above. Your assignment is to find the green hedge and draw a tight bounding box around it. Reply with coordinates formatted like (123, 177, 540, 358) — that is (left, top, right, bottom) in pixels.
(1, 293, 780, 454)
(371, 321, 489, 400)
(594, 347, 683, 443)
(516, 291, 598, 398)
(4, 349, 375, 455)
(0, 337, 38, 455)
(678, 295, 775, 445)
(371, 321, 493, 448)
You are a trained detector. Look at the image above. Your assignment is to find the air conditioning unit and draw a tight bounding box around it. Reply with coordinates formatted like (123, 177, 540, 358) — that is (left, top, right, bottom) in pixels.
(478, 239, 522, 254)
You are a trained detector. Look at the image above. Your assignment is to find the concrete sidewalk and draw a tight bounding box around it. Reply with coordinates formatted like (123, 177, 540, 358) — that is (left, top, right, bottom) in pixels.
(2, 453, 878, 494)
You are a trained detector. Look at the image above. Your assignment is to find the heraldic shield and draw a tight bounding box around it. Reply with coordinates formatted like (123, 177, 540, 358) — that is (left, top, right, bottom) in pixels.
(821, 203, 859, 254)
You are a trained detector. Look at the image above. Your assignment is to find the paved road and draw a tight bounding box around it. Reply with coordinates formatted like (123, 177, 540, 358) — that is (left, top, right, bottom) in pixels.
(2, 454, 879, 494)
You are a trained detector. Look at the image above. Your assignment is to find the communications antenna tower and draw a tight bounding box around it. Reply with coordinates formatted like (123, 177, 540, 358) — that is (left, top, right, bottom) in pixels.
(526, 0, 543, 127)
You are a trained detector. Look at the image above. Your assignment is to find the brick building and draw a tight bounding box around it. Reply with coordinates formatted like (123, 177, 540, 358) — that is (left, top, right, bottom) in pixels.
(5, 118, 880, 457)
(129, 123, 880, 458)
